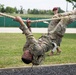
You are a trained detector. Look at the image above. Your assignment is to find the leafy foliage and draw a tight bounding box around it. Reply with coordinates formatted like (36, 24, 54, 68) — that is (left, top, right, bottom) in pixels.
(66, 0, 76, 2)
(66, 0, 76, 9)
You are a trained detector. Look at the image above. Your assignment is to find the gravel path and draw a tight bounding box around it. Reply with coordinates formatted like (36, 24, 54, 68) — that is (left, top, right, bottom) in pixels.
(0, 64, 76, 75)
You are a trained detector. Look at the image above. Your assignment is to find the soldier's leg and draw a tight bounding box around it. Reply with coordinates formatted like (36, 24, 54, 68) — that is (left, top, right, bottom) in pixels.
(61, 15, 76, 26)
(50, 47, 61, 56)
(56, 38, 62, 54)
(68, 15, 76, 24)
(59, 10, 76, 16)
(50, 42, 58, 56)
(56, 47, 61, 54)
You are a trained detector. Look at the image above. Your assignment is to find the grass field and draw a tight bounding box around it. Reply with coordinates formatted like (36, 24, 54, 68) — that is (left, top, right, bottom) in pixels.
(0, 33, 76, 68)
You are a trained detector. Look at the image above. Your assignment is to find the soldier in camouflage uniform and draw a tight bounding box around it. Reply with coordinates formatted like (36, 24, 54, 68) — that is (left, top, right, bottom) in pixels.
(48, 7, 62, 56)
(48, 8, 76, 56)
(15, 10, 76, 65)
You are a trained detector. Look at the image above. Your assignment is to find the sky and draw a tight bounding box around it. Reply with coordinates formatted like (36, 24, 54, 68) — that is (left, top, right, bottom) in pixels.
(0, 0, 73, 11)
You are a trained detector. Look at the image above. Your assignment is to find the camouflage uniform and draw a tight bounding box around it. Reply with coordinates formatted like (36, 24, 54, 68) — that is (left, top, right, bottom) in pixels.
(20, 10, 76, 65)
(20, 25, 54, 65)
(48, 10, 76, 47)
(48, 14, 61, 46)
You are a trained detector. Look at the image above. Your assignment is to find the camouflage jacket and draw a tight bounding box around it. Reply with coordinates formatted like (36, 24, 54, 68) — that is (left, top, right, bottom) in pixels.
(20, 25, 54, 65)
(48, 11, 76, 46)
(20, 10, 76, 65)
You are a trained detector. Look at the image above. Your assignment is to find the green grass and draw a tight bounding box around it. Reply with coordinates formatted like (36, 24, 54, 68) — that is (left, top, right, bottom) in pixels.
(0, 33, 76, 68)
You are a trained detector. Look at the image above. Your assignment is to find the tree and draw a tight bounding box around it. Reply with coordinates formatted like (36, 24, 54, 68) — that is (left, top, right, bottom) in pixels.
(6, 6, 16, 13)
(14, 7, 18, 13)
(27, 9, 31, 14)
(66, 0, 76, 9)
(1, 7, 5, 13)
(20, 6, 23, 14)
(0, 4, 5, 12)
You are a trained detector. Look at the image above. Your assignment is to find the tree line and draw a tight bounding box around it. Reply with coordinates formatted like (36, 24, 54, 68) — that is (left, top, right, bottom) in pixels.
(0, 0, 76, 14)
(27, 8, 65, 15)
(0, 4, 64, 14)
(0, 4, 23, 14)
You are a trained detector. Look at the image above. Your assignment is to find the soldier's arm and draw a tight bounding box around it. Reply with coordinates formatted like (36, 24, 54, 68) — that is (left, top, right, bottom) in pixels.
(15, 16, 28, 28)
(15, 16, 37, 44)
(15, 16, 32, 36)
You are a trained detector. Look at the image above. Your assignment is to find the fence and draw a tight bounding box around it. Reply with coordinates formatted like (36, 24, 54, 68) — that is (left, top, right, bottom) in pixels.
(0, 16, 76, 28)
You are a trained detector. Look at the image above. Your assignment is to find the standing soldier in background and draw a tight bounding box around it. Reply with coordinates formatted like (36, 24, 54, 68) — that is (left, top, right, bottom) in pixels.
(48, 7, 62, 56)
(14, 10, 76, 65)
(48, 7, 76, 56)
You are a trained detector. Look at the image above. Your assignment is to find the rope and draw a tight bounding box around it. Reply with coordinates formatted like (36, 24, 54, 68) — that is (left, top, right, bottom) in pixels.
(0, 12, 75, 23)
